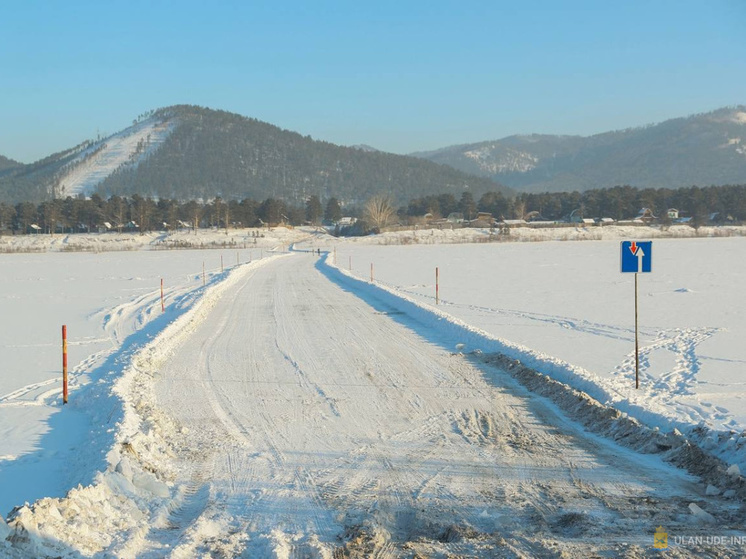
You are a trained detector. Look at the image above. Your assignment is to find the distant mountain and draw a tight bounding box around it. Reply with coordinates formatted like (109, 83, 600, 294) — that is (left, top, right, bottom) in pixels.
(0, 105, 510, 204)
(412, 106, 746, 192)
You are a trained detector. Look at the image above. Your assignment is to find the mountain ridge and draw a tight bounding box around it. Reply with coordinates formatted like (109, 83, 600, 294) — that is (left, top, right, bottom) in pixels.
(412, 106, 746, 192)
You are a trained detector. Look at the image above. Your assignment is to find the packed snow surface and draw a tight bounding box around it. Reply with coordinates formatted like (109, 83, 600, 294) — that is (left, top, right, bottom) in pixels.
(335, 238, 746, 426)
(0, 225, 745, 557)
(325, 232, 746, 473)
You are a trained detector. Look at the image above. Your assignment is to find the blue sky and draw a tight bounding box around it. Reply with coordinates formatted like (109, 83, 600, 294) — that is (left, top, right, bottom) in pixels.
(1, 0, 744, 163)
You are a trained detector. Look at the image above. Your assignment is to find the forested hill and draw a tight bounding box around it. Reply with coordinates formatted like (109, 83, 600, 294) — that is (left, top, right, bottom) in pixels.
(0, 154, 20, 172)
(99, 105, 510, 204)
(0, 105, 511, 204)
(413, 106, 746, 193)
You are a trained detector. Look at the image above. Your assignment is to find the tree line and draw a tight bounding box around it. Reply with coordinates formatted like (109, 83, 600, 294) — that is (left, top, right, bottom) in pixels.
(0, 194, 343, 234)
(404, 184, 746, 223)
(1, 183, 744, 236)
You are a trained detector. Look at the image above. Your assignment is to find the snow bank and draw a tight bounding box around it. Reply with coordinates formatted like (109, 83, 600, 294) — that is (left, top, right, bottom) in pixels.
(0, 226, 306, 254)
(305, 224, 746, 248)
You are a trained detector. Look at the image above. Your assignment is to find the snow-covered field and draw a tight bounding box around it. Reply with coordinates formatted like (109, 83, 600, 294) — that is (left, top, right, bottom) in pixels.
(0, 225, 744, 557)
(0, 227, 304, 254)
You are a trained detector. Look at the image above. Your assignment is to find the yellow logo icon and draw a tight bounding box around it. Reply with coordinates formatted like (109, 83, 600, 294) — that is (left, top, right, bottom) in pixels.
(654, 526, 668, 549)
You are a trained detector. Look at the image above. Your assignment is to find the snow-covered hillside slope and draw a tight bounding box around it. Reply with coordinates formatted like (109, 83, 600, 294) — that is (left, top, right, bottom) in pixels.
(56, 116, 176, 198)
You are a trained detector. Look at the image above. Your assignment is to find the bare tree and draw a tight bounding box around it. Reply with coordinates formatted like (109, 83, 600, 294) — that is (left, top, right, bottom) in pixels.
(513, 199, 526, 220)
(364, 195, 396, 230)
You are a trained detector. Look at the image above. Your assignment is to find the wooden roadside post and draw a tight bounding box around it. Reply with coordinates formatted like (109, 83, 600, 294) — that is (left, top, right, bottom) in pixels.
(62, 325, 68, 404)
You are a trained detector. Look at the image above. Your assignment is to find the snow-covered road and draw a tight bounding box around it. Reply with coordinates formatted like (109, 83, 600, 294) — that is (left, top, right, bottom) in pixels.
(136, 253, 741, 557)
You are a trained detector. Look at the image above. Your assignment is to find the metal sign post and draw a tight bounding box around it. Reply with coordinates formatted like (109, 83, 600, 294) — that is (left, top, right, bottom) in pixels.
(635, 272, 639, 389)
(621, 241, 652, 389)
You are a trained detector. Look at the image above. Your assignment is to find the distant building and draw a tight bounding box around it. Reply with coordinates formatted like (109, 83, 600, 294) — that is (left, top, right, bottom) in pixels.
(707, 212, 735, 224)
(636, 208, 658, 223)
(470, 212, 495, 227)
(567, 209, 584, 223)
(524, 211, 547, 222)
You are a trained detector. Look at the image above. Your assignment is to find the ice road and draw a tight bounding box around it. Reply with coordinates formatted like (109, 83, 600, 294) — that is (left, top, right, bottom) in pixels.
(134, 253, 741, 557)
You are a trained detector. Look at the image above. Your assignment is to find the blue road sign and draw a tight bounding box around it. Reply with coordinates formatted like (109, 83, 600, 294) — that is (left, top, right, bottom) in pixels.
(621, 241, 652, 273)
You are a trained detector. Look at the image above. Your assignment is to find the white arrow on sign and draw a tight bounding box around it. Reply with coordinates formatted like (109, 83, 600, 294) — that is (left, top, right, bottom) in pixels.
(636, 246, 645, 273)
(628, 241, 646, 273)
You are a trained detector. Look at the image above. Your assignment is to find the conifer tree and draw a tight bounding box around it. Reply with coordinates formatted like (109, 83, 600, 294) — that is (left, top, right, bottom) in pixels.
(324, 197, 342, 223)
(306, 195, 323, 224)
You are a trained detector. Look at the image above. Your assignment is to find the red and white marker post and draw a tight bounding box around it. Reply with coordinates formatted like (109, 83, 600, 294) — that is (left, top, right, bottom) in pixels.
(62, 325, 68, 404)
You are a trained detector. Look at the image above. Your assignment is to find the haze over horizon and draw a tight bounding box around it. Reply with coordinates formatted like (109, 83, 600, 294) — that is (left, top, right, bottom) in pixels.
(1, 0, 744, 164)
